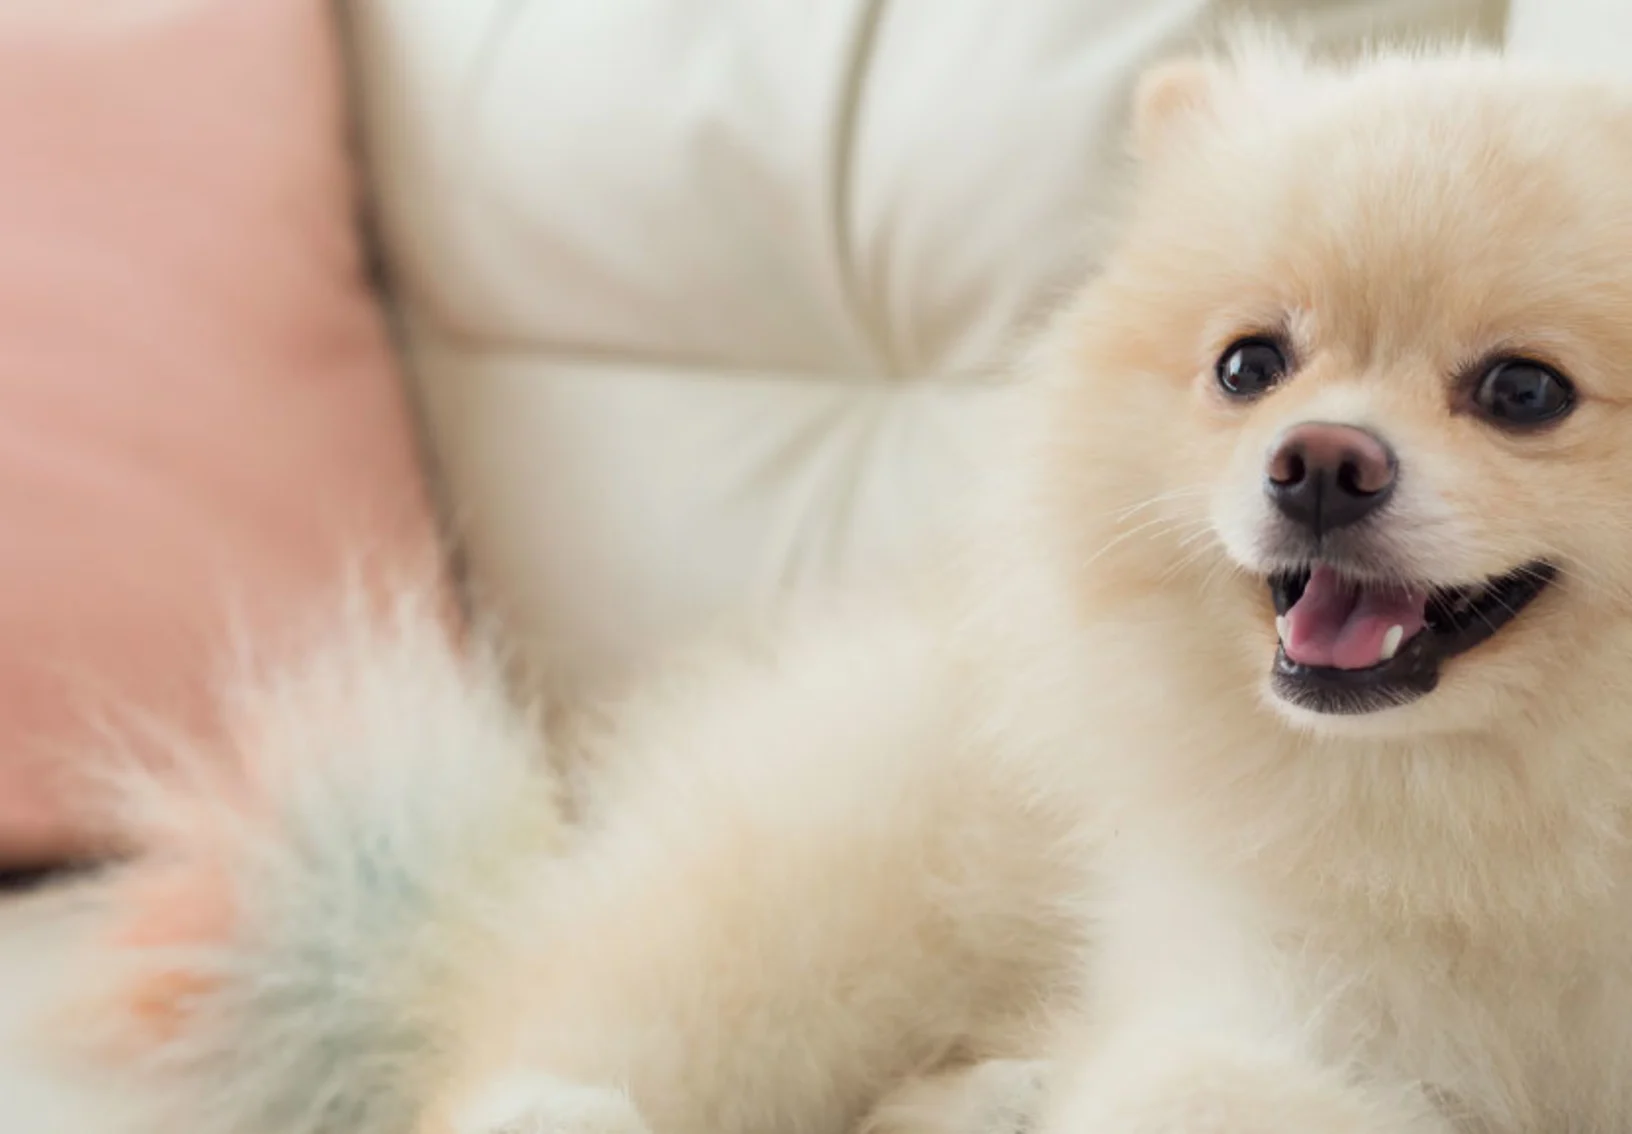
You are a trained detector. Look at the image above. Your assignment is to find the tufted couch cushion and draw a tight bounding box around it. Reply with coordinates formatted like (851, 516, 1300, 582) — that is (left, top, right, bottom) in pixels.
(347, 0, 1505, 689)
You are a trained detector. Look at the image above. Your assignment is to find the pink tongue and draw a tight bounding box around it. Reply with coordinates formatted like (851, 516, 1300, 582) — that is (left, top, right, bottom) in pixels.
(1282, 565, 1428, 670)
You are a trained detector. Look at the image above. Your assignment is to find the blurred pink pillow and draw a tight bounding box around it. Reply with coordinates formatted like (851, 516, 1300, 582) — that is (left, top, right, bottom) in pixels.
(0, 1, 436, 866)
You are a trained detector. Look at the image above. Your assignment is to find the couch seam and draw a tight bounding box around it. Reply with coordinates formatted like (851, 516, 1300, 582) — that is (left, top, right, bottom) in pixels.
(828, 0, 896, 378)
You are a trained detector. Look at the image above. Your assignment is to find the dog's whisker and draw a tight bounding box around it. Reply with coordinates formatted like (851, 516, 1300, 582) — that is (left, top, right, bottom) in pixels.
(1081, 514, 1210, 570)
(1160, 538, 1231, 585)
(1108, 485, 1212, 524)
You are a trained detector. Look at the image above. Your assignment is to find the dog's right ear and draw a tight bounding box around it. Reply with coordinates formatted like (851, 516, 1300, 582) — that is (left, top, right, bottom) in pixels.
(1130, 57, 1219, 160)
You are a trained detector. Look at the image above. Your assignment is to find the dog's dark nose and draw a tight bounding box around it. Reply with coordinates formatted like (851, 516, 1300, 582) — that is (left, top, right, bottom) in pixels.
(1266, 422, 1396, 534)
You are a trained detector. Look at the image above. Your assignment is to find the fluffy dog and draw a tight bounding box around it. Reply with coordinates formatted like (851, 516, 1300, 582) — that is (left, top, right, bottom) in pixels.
(67, 35, 1632, 1134)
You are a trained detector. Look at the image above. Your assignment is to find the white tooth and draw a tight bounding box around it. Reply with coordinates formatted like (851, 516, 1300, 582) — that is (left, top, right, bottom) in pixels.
(1380, 624, 1404, 662)
(1276, 615, 1288, 642)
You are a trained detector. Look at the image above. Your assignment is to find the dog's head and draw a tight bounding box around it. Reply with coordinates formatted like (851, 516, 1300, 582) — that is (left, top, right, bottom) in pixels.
(1045, 38, 1632, 740)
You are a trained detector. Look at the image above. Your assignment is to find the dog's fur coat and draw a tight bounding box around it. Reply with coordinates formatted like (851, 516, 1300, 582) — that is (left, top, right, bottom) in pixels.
(61, 36, 1632, 1134)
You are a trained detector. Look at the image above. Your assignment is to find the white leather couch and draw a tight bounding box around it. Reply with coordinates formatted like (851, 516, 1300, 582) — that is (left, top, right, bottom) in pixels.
(2, 0, 1608, 1126)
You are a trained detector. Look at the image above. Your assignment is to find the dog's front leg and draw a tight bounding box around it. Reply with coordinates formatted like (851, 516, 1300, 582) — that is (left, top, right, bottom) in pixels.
(1039, 854, 1456, 1134)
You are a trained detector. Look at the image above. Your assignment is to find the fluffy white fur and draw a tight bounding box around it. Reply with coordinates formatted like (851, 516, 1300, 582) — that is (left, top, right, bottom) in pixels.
(63, 36, 1632, 1134)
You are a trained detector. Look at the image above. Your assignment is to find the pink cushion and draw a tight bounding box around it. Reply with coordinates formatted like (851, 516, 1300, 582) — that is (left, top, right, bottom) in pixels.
(0, 1, 436, 866)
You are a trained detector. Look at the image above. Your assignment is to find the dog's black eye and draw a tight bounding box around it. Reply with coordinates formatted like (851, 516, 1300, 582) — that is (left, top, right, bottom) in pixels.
(1216, 338, 1289, 399)
(1471, 359, 1575, 428)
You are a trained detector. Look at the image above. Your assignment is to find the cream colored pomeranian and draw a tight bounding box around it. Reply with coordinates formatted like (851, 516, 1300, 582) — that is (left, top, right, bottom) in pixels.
(63, 34, 1632, 1134)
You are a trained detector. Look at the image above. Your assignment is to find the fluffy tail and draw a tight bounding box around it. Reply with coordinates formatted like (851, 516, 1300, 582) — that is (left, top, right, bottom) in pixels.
(60, 589, 564, 1134)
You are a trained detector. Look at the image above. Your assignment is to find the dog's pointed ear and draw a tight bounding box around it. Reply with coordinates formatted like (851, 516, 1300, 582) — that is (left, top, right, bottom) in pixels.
(1131, 57, 1219, 159)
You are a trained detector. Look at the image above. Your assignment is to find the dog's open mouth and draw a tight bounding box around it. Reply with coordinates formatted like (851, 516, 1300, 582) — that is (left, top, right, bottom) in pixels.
(1266, 561, 1555, 713)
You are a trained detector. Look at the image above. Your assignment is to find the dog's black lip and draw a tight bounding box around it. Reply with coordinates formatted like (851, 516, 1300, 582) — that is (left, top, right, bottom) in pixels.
(1267, 561, 1555, 715)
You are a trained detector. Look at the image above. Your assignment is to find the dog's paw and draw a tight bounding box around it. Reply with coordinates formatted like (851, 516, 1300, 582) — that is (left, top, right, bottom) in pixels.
(862, 1059, 1050, 1134)
(453, 1073, 653, 1134)
(1048, 1048, 1446, 1134)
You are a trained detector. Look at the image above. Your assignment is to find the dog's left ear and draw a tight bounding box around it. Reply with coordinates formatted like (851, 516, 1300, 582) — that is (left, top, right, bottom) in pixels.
(1130, 56, 1219, 160)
